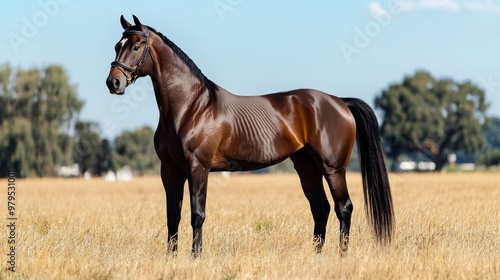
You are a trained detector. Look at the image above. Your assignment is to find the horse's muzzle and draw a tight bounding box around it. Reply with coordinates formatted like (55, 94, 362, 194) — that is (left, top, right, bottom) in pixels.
(106, 70, 127, 95)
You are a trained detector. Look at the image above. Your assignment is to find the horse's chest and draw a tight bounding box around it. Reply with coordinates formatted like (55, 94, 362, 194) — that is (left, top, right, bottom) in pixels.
(154, 130, 185, 164)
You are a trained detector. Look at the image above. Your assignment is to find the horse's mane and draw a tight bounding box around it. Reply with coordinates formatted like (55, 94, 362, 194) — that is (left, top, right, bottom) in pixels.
(129, 25, 218, 97)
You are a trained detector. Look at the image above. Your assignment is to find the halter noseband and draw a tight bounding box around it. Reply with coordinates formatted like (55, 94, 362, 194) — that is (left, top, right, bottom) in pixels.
(111, 26, 151, 86)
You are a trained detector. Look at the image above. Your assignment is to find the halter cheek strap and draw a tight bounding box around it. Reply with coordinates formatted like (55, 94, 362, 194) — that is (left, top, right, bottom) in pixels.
(111, 26, 151, 86)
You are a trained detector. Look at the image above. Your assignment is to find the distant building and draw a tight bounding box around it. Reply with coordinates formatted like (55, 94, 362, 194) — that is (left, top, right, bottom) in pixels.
(104, 170, 117, 181)
(56, 164, 80, 177)
(398, 161, 436, 172)
(116, 166, 133, 181)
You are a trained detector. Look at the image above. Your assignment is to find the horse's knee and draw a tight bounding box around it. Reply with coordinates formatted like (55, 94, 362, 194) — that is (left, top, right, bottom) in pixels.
(191, 211, 205, 229)
(335, 199, 353, 223)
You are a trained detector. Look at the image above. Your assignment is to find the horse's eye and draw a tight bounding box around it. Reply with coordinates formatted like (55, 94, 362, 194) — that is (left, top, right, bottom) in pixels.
(133, 44, 140, 52)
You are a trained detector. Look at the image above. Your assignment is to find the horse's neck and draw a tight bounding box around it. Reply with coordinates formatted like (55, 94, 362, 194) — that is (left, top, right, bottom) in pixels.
(151, 47, 215, 130)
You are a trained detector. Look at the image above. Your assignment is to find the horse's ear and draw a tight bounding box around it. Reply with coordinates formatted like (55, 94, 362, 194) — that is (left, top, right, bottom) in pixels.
(132, 15, 142, 28)
(120, 15, 131, 30)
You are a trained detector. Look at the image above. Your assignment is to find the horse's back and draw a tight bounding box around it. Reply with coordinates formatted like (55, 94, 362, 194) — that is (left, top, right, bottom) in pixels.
(262, 89, 355, 143)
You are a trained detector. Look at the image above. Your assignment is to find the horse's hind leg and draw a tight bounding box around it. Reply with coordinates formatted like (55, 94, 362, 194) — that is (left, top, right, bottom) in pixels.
(324, 168, 353, 256)
(291, 150, 330, 253)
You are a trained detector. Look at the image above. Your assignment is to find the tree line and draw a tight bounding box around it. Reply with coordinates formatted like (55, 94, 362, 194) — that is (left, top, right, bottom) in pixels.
(375, 71, 500, 171)
(0, 64, 499, 177)
(0, 64, 159, 177)
(73, 122, 160, 177)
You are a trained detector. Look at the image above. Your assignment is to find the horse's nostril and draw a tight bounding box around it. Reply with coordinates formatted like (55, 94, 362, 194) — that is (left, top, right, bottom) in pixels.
(113, 77, 120, 89)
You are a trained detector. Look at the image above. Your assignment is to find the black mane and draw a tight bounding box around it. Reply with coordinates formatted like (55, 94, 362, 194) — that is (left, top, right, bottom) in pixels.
(130, 25, 219, 97)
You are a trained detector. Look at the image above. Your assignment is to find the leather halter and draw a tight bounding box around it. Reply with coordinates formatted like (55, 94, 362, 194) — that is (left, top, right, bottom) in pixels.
(111, 26, 151, 86)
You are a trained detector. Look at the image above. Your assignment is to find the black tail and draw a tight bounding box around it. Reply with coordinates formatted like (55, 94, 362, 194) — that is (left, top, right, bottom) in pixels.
(342, 97, 394, 244)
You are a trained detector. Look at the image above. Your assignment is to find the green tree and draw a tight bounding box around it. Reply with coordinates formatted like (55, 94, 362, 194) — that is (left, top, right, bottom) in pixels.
(73, 121, 101, 176)
(479, 148, 500, 168)
(483, 117, 500, 149)
(375, 71, 488, 171)
(95, 139, 114, 176)
(114, 126, 159, 175)
(478, 116, 500, 168)
(0, 64, 83, 177)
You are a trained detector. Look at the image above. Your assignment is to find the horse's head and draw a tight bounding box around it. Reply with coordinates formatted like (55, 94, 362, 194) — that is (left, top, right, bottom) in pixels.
(106, 15, 154, 95)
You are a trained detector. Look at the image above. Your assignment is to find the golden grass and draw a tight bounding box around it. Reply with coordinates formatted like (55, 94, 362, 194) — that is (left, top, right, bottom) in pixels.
(1, 172, 499, 279)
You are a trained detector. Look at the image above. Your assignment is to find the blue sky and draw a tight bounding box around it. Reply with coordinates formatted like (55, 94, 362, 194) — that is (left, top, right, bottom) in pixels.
(2, 0, 500, 138)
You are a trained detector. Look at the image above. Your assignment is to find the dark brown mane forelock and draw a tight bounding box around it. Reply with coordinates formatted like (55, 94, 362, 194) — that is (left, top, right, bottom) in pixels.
(144, 25, 218, 97)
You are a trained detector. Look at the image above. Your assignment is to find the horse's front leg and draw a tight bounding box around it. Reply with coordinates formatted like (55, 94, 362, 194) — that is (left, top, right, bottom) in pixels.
(161, 163, 187, 256)
(187, 159, 210, 257)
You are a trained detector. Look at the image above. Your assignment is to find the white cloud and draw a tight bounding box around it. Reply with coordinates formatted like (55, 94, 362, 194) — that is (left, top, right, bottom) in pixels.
(464, 0, 500, 13)
(399, 0, 461, 12)
(369, 2, 391, 17)
(370, 0, 500, 14)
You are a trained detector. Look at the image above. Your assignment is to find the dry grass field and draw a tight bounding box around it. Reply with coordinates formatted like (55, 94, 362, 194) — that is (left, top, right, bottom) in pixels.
(1, 172, 499, 279)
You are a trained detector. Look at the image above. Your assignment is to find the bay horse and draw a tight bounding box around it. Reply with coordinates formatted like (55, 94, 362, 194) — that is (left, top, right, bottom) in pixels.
(106, 15, 394, 257)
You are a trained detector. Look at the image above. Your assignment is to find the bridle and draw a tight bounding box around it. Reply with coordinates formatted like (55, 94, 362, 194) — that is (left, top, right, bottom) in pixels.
(111, 26, 152, 86)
